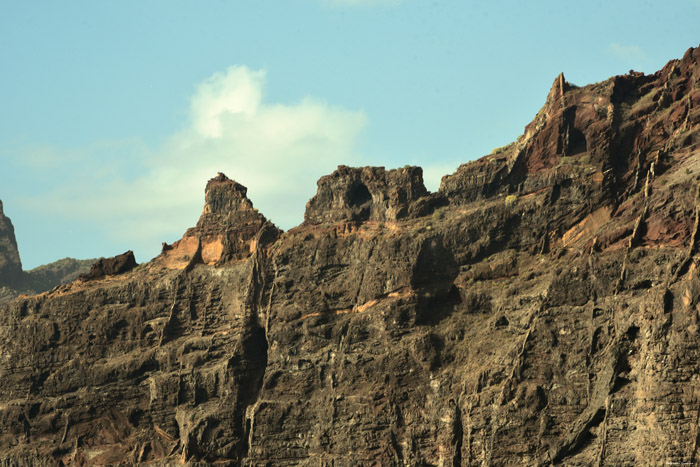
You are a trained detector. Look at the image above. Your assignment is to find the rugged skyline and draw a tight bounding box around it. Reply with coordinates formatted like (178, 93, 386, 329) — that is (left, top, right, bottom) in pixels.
(0, 42, 699, 465)
(2, 1, 699, 268)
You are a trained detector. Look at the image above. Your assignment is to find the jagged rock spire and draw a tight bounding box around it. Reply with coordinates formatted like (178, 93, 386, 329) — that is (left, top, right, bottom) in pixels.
(159, 173, 280, 268)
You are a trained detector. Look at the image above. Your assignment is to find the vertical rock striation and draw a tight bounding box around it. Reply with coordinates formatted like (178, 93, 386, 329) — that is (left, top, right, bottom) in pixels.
(1, 45, 700, 465)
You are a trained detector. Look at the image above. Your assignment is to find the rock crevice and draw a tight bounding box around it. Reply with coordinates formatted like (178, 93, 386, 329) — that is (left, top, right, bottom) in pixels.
(1, 45, 700, 466)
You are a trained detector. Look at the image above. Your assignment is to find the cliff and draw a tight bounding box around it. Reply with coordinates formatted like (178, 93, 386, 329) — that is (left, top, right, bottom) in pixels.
(0, 200, 23, 288)
(0, 45, 700, 465)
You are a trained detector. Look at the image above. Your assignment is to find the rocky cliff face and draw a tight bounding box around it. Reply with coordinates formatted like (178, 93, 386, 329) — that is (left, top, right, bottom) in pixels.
(0, 200, 23, 289)
(1, 46, 700, 466)
(304, 165, 441, 224)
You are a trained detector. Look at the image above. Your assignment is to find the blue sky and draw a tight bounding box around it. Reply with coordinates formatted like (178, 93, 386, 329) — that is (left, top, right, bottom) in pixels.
(1, 0, 699, 269)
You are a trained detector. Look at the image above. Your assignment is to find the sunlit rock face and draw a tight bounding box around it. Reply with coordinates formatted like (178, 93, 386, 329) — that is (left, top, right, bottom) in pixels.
(158, 172, 280, 269)
(1, 46, 700, 465)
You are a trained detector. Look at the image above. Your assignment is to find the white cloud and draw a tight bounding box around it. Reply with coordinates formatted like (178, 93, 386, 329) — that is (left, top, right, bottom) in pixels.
(19, 66, 368, 262)
(190, 66, 264, 138)
(608, 43, 650, 69)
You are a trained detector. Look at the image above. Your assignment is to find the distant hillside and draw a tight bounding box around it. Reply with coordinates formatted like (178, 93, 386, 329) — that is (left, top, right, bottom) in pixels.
(0, 202, 95, 304)
(24, 257, 97, 293)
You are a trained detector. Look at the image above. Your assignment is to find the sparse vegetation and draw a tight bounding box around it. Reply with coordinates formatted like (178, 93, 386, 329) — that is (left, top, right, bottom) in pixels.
(432, 207, 447, 221)
(489, 144, 512, 156)
(561, 154, 591, 166)
(505, 194, 518, 208)
(632, 88, 660, 110)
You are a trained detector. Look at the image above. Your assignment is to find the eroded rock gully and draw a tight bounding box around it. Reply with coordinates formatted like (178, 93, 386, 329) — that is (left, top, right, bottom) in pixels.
(2, 46, 700, 465)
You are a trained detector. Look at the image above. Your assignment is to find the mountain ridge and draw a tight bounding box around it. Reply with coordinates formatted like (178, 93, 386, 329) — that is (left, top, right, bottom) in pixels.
(0, 45, 699, 465)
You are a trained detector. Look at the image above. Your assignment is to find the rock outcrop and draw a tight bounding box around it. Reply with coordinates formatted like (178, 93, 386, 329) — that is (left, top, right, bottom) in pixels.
(0, 200, 23, 288)
(1, 45, 700, 465)
(304, 165, 440, 225)
(158, 173, 280, 269)
(79, 251, 138, 281)
(442, 46, 700, 208)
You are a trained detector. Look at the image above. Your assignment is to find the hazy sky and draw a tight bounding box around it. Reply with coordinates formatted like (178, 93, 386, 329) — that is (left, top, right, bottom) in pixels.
(1, 0, 699, 269)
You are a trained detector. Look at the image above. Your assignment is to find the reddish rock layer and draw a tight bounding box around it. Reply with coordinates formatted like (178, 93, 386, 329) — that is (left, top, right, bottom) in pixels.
(1, 46, 700, 466)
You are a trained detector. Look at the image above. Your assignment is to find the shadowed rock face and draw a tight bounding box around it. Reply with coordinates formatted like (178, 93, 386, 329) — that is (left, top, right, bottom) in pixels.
(0, 200, 23, 287)
(304, 165, 440, 225)
(79, 251, 138, 281)
(2, 46, 700, 466)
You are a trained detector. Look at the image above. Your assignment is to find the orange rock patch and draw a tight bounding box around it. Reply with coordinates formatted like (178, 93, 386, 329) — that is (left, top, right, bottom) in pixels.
(201, 237, 225, 264)
(159, 236, 199, 270)
(562, 206, 612, 247)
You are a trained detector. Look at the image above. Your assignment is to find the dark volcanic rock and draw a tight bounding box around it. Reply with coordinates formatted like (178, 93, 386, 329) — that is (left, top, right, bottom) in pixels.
(0, 200, 23, 287)
(2, 46, 700, 466)
(79, 251, 138, 281)
(304, 165, 440, 225)
(159, 172, 280, 267)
